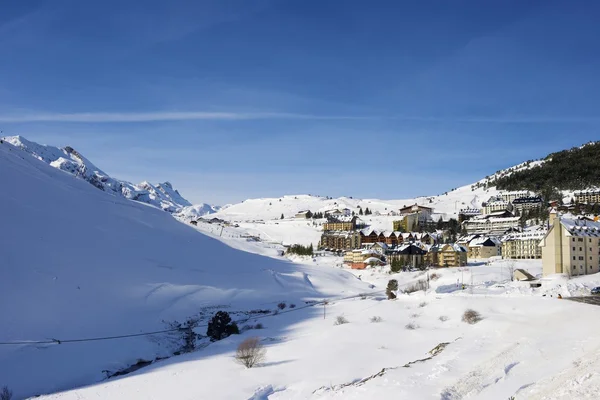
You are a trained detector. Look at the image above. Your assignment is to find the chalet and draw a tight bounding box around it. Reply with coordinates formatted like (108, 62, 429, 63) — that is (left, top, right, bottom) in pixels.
(360, 228, 380, 244)
(295, 210, 312, 219)
(387, 243, 427, 269)
(370, 242, 389, 255)
(426, 243, 467, 267)
(466, 236, 501, 259)
(399, 204, 434, 216)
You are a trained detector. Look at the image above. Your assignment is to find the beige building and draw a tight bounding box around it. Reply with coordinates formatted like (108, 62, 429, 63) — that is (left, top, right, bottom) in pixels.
(319, 230, 361, 251)
(463, 215, 520, 235)
(540, 214, 600, 276)
(482, 200, 512, 215)
(426, 243, 467, 267)
(574, 190, 600, 204)
(466, 236, 502, 259)
(323, 216, 361, 231)
(502, 230, 546, 259)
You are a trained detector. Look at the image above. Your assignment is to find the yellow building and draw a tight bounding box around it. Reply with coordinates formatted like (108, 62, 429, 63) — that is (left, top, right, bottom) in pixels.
(323, 216, 360, 231)
(426, 243, 467, 267)
(319, 230, 361, 250)
(540, 213, 600, 276)
(574, 190, 600, 204)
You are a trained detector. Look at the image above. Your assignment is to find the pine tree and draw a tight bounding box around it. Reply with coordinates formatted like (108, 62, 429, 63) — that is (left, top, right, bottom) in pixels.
(280, 213, 284, 220)
(206, 311, 239, 342)
(359, 208, 363, 216)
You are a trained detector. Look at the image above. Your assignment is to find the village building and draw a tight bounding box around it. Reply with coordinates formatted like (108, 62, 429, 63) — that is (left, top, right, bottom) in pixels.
(319, 230, 361, 251)
(574, 190, 600, 204)
(295, 210, 312, 219)
(482, 197, 512, 215)
(499, 191, 534, 203)
(501, 230, 546, 259)
(512, 196, 544, 212)
(426, 243, 468, 267)
(463, 215, 520, 235)
(540, 213, 600, 277)
(386, 243, 427, 269)
(343, 249, 384, 269)
(399, 203, 434, 216)
(465, 236, 502, 259)
(324, 208, 352, 217)
(458, 208, 482, 223)
(323, 215, 362, 231)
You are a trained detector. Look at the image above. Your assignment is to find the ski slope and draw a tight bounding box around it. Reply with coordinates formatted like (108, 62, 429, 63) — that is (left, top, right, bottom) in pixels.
(0, 140, 369, 398)
(35, 259, 600, 400)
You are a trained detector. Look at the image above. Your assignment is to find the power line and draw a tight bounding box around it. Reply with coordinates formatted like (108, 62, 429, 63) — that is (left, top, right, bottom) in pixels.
(0, 288, 390, 346)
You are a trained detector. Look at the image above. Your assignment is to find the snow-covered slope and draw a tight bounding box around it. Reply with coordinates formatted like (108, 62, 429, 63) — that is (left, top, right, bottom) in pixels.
(1, 135, 198, 213)
(0, 140, 369, 398)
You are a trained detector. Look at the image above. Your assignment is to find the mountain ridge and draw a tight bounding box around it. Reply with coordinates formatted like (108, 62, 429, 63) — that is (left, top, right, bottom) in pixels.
(1, 135, 218, 214)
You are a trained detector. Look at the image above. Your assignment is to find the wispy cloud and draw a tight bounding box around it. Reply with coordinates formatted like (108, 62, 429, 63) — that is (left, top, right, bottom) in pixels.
(0, 111, 372, 123)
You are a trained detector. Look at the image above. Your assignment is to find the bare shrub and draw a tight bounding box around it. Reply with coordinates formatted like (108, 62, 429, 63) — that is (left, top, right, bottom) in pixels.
(334, 315, 349, 325)
(410, 313, 420, 318)
(277, 302, 287, 310)
(235, 337, 266, 368)
(405, 322, 419, 330)
(404, 280, 427, 294)
(254, 323, 264, 329)
(462, 309, 482, 324)
(0, 386, 12, 400)
(289, 304, 296, 308)
(370, 316, 383, 323)
(439, 315, 449, 322)
(386, 279, 398, 299)
(419, 301, 428, 308)
(430, 272, 440, 280)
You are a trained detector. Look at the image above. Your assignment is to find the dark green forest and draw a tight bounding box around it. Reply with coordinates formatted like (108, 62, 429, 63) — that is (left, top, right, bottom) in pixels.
(488, 142, 600, 198)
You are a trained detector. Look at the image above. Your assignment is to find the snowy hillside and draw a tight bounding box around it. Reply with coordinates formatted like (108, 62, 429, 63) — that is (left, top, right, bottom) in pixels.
(1, 135, 202, 213)
(0, 140, 369, 398)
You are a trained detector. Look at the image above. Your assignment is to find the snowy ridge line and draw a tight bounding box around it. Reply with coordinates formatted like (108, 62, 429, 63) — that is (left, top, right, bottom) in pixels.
(0, 288, 391, 346)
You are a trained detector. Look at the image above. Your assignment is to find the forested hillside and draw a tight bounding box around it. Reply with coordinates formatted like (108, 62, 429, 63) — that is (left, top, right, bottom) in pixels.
(489, 142, 600, 195)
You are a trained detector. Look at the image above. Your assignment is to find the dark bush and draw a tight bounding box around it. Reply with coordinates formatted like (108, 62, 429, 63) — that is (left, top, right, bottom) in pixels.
(207, 311, 239, 341)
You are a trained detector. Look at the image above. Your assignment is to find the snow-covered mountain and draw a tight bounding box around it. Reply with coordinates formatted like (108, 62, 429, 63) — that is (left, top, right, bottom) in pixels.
(0, 137, 368, 398)
(1, 135, 200, 213)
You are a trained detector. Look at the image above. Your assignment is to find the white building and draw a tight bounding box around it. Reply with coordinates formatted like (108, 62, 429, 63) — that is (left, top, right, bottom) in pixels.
(501, 230, 546, 259)
(463, 215, 520, 235)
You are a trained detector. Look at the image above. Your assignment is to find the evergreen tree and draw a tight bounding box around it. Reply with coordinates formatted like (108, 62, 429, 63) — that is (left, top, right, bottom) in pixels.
(359, 208, 364, 216)
(206, 311, 239, 342)
(280, 213, 284, 220)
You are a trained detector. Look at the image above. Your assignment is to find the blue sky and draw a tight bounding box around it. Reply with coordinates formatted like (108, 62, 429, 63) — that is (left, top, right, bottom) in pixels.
(1, 0, 599, 205)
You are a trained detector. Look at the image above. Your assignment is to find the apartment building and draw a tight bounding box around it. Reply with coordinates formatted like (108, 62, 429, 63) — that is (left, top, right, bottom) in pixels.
(319, 230, 361, 251)
(502, 230, 546, 259)
(463, 215, 520, 235)
(540, 214, 600, 276)
(512, 196, 544, 212)
(574, 190, 600, 204)
(466, 236, 502, 259)
(499, 191, 534, 203)
(482, 199, 512, 215)
(426, 243, 468, 267)
(323, 216, 362, 231)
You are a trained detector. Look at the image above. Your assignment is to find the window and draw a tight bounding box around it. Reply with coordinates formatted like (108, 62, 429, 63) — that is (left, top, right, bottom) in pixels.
(573, 265, 576, 270)
(579, 256, 584, 260)
(573, 238, 576, 242)
(573, 256, 576, 260)
(580, 247, 583, 251)
(573, 247, 576, 251)
(590, 239, 593, 243)
(581, 265, 584, 270)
